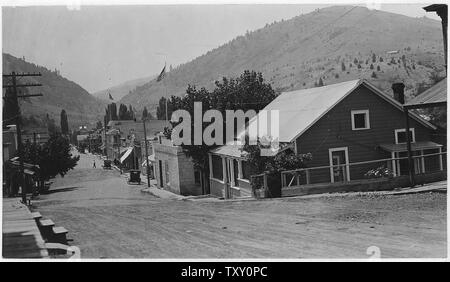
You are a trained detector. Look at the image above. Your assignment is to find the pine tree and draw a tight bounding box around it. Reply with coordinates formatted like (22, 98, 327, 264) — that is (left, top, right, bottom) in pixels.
(318, 77, 324, 86)
(118, 104, 128, 120)
(372, 53, 376, 63)
(142, 107, 149, 120)
(60, 109, 69, 135)
(128, 105, 134, 120)
(157, 97, 167, 120)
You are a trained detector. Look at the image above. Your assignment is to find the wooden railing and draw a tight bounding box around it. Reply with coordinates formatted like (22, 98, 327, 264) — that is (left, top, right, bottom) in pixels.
(280, 151, 446, 188)
(250, 172, 268, 197)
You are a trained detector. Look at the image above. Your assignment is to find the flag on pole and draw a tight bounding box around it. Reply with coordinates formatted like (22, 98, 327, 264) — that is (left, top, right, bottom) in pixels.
(108, 92, 114, 100)
(157, 64, 166, 82)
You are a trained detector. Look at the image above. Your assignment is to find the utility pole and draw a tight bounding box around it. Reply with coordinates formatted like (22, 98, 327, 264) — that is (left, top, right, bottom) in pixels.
(142, 118, 151, 187)
(3, 72, 42, 204)
(104, 122, 108, 160)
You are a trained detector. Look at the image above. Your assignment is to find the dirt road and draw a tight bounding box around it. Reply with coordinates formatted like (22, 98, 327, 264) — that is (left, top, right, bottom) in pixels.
(32, 151, 447, 258)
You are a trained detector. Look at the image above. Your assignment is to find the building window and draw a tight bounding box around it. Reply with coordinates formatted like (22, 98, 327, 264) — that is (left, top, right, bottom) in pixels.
(164, 160, 169, 184)
(211, 155, 223, 180)
(194, 170, 201, 185)
(395, 128, 415, 144)
(241, 161, 252, 180)
(351, 110, 370, 130)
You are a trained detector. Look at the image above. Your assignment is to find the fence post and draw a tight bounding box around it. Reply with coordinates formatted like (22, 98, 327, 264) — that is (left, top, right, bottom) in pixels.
(306, 169, 310, 184)
(263, 173, 268, 190)
(342, 165, 347, 182)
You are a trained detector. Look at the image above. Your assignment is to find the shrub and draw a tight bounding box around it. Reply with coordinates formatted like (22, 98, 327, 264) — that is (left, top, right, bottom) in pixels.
(365, 166, 393, 179)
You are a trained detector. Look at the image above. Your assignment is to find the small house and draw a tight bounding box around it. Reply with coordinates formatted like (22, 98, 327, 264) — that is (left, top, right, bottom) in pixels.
(209, 79, 445, 198)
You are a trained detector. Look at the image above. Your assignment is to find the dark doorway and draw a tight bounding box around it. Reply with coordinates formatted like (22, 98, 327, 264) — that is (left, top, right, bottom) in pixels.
(158, 160, 164, 188)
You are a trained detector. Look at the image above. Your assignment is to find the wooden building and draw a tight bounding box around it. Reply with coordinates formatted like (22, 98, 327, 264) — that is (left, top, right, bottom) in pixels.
(209, 79, 445, 198)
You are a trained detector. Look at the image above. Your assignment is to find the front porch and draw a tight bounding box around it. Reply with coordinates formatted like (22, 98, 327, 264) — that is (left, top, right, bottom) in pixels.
(379, 141, 444, 176)
(250, 149, 447, 198)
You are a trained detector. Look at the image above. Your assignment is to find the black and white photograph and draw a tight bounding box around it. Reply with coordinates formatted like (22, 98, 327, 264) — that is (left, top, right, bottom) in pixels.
(1, 0, 447, 265)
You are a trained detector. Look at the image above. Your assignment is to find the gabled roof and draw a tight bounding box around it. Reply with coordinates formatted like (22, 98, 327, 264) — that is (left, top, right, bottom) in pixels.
(239, 79, 436, 143)
(405, 78, 447, 109)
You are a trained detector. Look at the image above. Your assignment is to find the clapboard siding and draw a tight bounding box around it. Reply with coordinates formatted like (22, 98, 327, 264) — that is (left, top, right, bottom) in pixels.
(296, 84, 437, 182)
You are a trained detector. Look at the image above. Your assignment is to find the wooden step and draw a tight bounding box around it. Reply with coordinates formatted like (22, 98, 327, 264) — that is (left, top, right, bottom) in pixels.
(39, 219, 54, 227)
(53, 226, 68, 235)
(38, 219, 55, 241)
(31, 212, 42, 220)
(51, 227, 68, 244)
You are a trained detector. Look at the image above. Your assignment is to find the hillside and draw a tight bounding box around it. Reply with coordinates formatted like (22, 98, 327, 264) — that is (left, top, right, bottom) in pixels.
(92, 75, 155, 101)
(3, 53, 106, 129)
(120, 5, 445, 115)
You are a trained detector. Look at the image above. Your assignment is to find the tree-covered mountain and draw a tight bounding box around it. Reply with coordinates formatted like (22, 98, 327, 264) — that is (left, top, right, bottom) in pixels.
(3, 53, 106, 129)
(120, 6, 445, 115)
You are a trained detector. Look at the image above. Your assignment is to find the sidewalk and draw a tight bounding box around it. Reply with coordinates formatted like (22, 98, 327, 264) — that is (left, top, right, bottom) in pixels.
(183, 180, 447, 203)
(141, 185, 185, 200)
(2, 198, 48, 258)
(284, 180, 447, 200)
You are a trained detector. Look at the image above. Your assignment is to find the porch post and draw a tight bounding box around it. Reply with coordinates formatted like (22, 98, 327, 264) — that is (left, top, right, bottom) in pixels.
(238, 160, 243, 178)
(420, 150, 425, 173)
(391, 152, 397, 177)
(208, 154, 213, 177)
(404, 108, 415, 187)
(222, 157, 227, 198)
(229, 159, 235, 187)
(439, 147, 443, 171)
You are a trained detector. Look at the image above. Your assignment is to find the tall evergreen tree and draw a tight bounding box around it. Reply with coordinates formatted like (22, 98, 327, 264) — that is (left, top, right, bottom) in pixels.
(142, 107, 149, 120)
(157, 97, 168, 120)
(60, 109, 69, 135)
(318, 77, 324, 86)
(118, 104, 128, 120)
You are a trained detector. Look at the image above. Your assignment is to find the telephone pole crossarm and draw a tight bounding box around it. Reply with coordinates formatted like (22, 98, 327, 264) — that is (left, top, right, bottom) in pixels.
(2, 71, 43, 204)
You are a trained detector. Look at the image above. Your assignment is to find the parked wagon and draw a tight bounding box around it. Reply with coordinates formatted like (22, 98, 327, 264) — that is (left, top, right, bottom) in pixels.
(127, 170, 141, 185)
(102, 160, 112, 170)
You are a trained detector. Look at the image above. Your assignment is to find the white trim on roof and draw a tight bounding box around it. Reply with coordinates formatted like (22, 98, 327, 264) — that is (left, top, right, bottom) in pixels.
(361, 80, 437, 130)
(289, 79, 436, 143)
(289, 79, 363, 142)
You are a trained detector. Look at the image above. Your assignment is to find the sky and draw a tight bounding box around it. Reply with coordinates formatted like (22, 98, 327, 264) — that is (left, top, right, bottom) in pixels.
(1, 1, 443, 93)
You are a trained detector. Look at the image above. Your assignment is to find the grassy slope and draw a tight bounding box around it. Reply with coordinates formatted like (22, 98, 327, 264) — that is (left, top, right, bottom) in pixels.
(3, 53, 107, 129)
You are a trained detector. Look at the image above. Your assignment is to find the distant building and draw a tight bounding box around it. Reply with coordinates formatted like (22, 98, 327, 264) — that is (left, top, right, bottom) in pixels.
(104, 119, 168, 171)
(2, 125, 17, 163)
(152, 134, 203, 196)
(21, 127, 50, 145)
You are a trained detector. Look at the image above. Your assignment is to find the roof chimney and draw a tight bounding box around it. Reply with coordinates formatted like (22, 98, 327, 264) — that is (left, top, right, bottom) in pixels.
(392, 83, 405, 104)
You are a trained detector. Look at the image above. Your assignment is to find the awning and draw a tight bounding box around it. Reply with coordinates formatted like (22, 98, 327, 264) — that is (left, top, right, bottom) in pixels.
(120, 147, 134, 163)
(379, 141, 443, 152)
(141, 155, 155, 167)
(24, 169, 36, 176)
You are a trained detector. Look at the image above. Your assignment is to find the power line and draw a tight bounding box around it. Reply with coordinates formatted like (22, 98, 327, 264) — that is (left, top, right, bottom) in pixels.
(3, 71, 42, 204)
